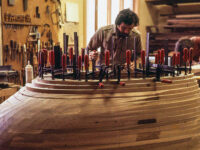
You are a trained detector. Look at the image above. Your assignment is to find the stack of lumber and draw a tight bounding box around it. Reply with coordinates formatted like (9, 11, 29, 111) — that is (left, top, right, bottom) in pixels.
(165, 15, 200, 30)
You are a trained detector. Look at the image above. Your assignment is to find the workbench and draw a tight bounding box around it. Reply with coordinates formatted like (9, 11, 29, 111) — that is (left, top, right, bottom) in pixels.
(0, 83, 20, 104)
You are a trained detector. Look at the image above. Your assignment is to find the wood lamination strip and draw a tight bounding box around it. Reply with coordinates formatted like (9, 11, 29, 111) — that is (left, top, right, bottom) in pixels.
(0, 74, 200, 149)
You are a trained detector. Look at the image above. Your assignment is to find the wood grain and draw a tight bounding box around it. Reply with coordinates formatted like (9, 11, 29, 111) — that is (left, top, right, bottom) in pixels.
(0, 74, 200, 150)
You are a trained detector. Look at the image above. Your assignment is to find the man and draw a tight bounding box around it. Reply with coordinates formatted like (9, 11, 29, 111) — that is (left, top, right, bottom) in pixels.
(175, 36, 200, 64)
(87, 9, 142, 66)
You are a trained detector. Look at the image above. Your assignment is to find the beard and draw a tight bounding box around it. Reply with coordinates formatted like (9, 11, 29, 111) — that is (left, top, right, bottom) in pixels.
(118, 32, 128, 38)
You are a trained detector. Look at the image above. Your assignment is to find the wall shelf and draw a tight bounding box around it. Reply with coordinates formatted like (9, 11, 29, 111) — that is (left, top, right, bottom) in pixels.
(146, 0, 200, 5)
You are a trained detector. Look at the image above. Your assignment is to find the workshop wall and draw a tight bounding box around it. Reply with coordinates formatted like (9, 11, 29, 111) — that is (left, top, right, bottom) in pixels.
(2, 0, 61, 84)
(58, 0, 86, 51)
(138, 0, 158, 50)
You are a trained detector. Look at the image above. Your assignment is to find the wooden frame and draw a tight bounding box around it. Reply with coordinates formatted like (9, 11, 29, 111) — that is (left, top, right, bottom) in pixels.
(0, 7, 2, 65)
(107, 0, 111, 25)
(95, 0, 98, 31)
(88, 0, 138, 40)
(119, 0, 124, 11)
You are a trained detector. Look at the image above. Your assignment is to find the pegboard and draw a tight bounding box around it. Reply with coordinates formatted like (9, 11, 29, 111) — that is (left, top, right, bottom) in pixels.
(2, 0, 61, 84)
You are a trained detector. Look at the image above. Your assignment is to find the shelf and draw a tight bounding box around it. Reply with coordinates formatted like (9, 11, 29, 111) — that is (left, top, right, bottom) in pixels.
(146, 0, 200, 5)
(164, 25, 200, 29)
(3, 22, 41, 26)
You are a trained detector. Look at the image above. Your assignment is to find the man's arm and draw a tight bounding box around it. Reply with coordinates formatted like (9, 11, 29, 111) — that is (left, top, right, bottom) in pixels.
(87, 28, 104, 51)
(135, 34, 142, 57)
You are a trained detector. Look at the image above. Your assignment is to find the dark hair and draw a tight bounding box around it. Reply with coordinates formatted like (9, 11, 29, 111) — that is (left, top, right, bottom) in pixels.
(174, 37, 193, 52)
(115, 9, 139, 26)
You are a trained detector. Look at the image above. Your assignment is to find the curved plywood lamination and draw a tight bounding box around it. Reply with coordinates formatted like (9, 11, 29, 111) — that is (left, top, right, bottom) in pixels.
(0, 74, 200, 150)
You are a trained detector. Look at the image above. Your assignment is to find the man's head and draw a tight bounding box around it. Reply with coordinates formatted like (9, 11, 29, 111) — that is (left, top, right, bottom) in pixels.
(115, 9, 139, 36)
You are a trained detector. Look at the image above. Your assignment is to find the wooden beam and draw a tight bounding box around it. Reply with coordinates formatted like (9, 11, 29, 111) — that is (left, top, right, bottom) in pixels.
(145, 0, 200, 5)
(95, 0, 98, 31)
(107, 0, 111, 25)
(0, 7, 2, 65)
(133, 0, 139, 14)
(120, 0, 124, 11)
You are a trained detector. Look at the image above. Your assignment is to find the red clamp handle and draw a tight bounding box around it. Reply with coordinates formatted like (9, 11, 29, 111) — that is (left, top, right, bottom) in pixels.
(120, 82, 126, 86)
(49, 50, 55, 66)
(78, 55, 82, 70)
(98, 82, 104, 88)
(105, 50, 110, 66)
(161, 79, 172, 84)
(189, 47, 193, 63)
(160, 49, 165, 64)
(69, 47, 73, 62)
(176, 52, 180, 66)
(43, 49, 48, 65)
(84, 54, 89, 71)
(141, 50, 145, 66)
(61, 54, 66, 69)
(126, 50, 131, 65)
(183, 48, 188, 63)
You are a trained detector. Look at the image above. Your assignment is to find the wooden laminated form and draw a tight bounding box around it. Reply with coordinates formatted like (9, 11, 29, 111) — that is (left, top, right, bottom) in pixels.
(0, 74, 200, 150)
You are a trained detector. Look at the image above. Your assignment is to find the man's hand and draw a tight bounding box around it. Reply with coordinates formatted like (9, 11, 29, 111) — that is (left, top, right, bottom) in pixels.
(124, 62, 135, 71)
(89, 50, 98, 60)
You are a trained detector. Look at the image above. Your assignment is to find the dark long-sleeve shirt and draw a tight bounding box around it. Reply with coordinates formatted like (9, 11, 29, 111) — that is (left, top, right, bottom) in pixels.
(87, 25, 142, 65)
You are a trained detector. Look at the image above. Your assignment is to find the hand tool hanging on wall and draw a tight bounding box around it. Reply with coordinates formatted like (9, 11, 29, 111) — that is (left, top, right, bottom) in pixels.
(24, 44, 27, 67)
(4, 45, 9, 62)
(13, 41, 17, 61)
(23, 0, 28, 11)
(16, 43, 19, 62)
(19, 44, 22, 63)
(36, 6, 40, 18)
(10, 40, 14, 60)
